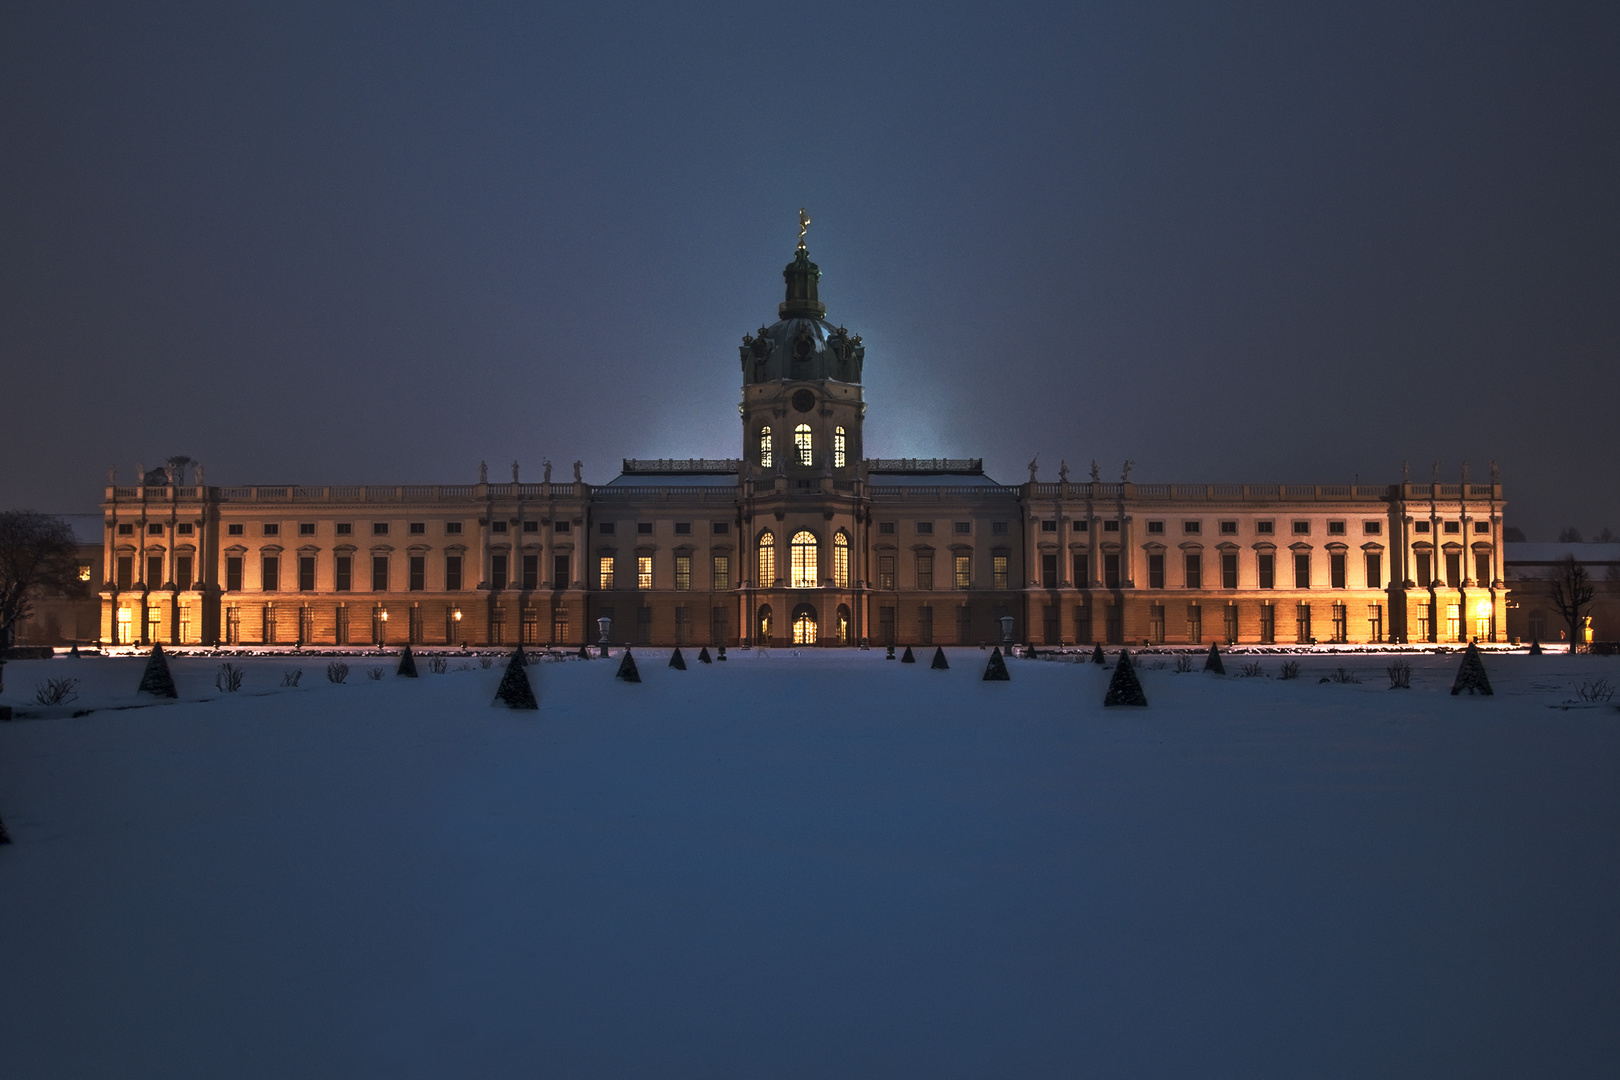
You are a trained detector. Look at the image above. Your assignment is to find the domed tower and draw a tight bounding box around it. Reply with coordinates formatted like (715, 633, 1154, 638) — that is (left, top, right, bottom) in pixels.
(738, 212, 866, 477)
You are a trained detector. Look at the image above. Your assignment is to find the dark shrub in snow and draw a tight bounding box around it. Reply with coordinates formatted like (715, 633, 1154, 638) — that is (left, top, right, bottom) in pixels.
(138, 644, 178, 699)
(1451, 643, 1493, 696)
(616, 649, 641, 683)
(326, 661, 349, 684)
(397, 644, 419, 678)
(697, 646, 712, 664)
(1103, 649, 1148, 707)
(493, 649, 539, 710)
(1204, 643, 1224, 674)
(901, 646, 915, 663)
(983, 647, 1009, 681)
(216, 663, 245, 693)
(35, 677, 79, 706)
(931, 647, 949, 670)
(669, 648, 687, 670)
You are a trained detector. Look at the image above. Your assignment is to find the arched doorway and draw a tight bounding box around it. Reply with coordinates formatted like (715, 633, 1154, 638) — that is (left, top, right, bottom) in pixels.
(756, 603, 773, 645)
(791, 603, 818, 645)
(836, 603, 851, 644)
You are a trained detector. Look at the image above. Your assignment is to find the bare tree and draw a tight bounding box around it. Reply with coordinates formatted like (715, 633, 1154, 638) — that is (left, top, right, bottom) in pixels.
(0, 511, 83, 655)
(1558, 526, 1585, 543)
(1547, 553, 1595, 653)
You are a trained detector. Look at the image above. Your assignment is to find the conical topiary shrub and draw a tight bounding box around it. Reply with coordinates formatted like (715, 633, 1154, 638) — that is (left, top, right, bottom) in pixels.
(1204, 642, 1225, 674)
(137, 643, 179, 699)
(616, 648, 641, 683)
(669, 647, 687, 670)
(1091, 643, 1105, 665)
(931, 646, 949, 670)
(69, 644, 80, 658)
(397, 643, 419, 678)
(900, 646, 916, 664)
(1451, 642, 1493, 696)
(1528, 637, 1542, 656)
(492, 648, 539, 710)
(1027, 644, 1039, 660)
(697, 646, 712, 664)
(983, 647, 1010, 681)
(576, 644, 591, 660)
(1103, 649, 1148, 706)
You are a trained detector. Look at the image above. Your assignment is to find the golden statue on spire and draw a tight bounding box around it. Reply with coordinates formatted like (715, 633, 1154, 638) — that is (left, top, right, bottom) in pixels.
(797, 207, 811, 251)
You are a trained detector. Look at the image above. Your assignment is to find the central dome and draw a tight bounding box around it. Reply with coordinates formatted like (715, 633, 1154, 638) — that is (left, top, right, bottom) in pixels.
(738, 244, 865, 385)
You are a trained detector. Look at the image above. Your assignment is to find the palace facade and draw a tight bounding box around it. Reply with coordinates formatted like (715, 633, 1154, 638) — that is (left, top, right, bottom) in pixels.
(94, 232, 1510, 649)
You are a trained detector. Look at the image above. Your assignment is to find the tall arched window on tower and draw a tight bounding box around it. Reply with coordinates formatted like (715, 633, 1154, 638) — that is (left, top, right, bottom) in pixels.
(791, 531, 818, 588)
(759, 426, 772, 468)
(834, 426, 846, 468)
(833, 530, 850, 588)
(794, 424, 813, 466)
(757, 531, 775, 585)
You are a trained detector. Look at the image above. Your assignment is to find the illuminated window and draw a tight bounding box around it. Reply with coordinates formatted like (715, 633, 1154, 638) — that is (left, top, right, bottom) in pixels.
(77, 564, 92, 582)
(1186, 604, 1202, 645)
(993, 554, 1008, 589)
(833, 426, 846, 468)
(1368, 603, 1384, 642)
(759, 426, 773, 468)
(674, 555, 691, 591)
(833, 531, 850, 588)
(116, 606, 133, 641)
(794, 424, 813, 466)
(791, 531, 818, 588)
(638, 556, 652, 590)
(598, 556, 614, 590)
(712, 555, 730, 590)
(879, 555, 896, 590)
(792, 608, 817, 645)
(757, 532, 776, 585)
(954, 555, 970, 589)
(757, 604, 773, 643)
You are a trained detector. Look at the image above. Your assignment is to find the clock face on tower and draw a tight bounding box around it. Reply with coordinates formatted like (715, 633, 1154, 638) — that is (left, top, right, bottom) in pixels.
(791, 389, 816, 413)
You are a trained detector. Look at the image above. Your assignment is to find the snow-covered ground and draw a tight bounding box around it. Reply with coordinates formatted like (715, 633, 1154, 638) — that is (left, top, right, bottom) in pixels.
(1, 648, 1616, 1078)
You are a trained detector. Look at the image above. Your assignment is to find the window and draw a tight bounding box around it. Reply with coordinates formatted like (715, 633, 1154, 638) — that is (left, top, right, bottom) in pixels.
(1184, 552, 1201, 589)
(638, 556, 653, 590)
(1073, 552, 1090, 586)
(176, 557, 193, 591)
(261, 556, 279, 591)
(445, 555, 461, 591)
(1331, 603, 1348, 643)
(553, 554, 569, 585)
(711, 606, 729, 644)
(553, 605, 569, 643)
(674, 605, 690, 646)
(1221, 552, 1238, 589)
(1296, 602, 1312, 644)
(957, 605, 972, 644)
(1443, 521, 1461, 535)
(953, 521, 971, 535)
(522, 555, 538, 590)
(373, 523, 389, 536)
(599, 556, 615, 590)
(299, 523, 315, 536)
(1073, 604, 1092, 644)
(1445, 552, 1461, 588)
(334, 605, 348, 644)
(675, 555, 691, 590)
(491, 555, 507, 590)
(834, 426, 846, 468)
(1294, 552, 1310, 588)
(1292, 521, 1310, 535)
(1073, 520, 1088, 533)
(794, 424, 813, 466)
(917, 522, 934, 535)
(298, 606, 313, 645)
(227, 523, 244, 536)
(225, 557, 242, 592)
(757, 532, 776, 585)
(712, 522, 729, 535)
(675, 522, 691, 535)
(918, 605, 933, 645)
(834, 532, 850, 588)
(712, 555, 730, 590)
(1187, 604, 1202, 645)
(299, 556, 315, 591)
(1041, 520, 1057, 533)
(335, 556, 351, 592)
(1104, 553, 1121, 588)
(372, 556, 389, 591)
(954, 555, 970, 589)
(917, 553, 934, 590)
(260, 523, 278, 537)
(523, 521, 538, 534)
(1474, 521, 1490, 534)
(263, 604, 276, 644)
(447, 521, 463, 535)
(1330, 552, 1346, 588)
(879, 555, 896, 590)
(758, 604, 773, 644)
(879, 605, 895, 645)
(409, 556, 426, 591)
(1147, 521, 1164, 534)
(759, 426, 773, 467)
(1368, 604, 1384, 642)
(993, 554, 1008, 590)
(1415, 521, 1431, 534)
(1365, 552, 1382, 589)
(336, 523, 352, 536)
(1105, 603, 1123, 644)
(991, 521, 1009, 535)
(147, 555, 163, 585)
(637, 522, 653, 535)
(599, 523, 616, 536)
(1416, 551, 1433, 587)
(1363, 521, 1381, 535)
(409, 522, 426, 535)
(1416, 601, 1431, 641)
(1446, 603, 1462, 642)
(1183, 521, 1201, 535)
(1103, 520, 1120, 533)
(1257, 553, 1275, 589)
(1224, 603, 1238, 644)
(1149, 603, 1165, 644)
(1040, 553, 1056, 589)
(1260, 604, 1275, 644)
(1328, 521, 1346, 535)
(1475, 551, 1491, 585)
(1148, 553, 1165, 589)
(1256, 520, 1274, 535)
(492, 521, 508, 535)
(879, 521, 896, 535)
(118, 523, 135, 536)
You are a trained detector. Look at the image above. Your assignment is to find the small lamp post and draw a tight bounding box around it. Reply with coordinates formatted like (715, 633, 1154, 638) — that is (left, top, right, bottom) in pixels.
(378, 608, 388, 648)
(597, 615, 612, 658)
(452, 607, 463, 648)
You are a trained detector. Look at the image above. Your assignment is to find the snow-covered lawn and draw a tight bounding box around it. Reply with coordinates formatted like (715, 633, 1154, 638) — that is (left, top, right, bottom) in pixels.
(1, 649, 1617, 1078)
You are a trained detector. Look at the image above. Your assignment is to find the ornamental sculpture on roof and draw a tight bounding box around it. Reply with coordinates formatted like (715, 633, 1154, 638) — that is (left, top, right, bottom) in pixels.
(797, 207, 810, 251)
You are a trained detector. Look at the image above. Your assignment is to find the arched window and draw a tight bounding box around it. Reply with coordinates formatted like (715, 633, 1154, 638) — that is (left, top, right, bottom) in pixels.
(836, 602, 851, 644)
(792, 603, 818, 645)
(791, 530, 818, 588)
(757, 531, 775, 585)
(757, 603, 773, 644)
(833, 530, 850, 588)
(759, 426, 772, 468)
(834, 426, 846, 468)
(794, 423, 813, 466)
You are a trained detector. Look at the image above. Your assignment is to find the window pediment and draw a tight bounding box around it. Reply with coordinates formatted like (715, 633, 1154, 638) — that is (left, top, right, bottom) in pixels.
(259, 544, 284, 555)
(1360, 542, 1385, 552)
(1214, 542, 1240, 552)
(370, 544, 395, 554)
(1178, 541, 1204, 551)
(1288, 541, 1313, 551)
(1251, 541, 1276, 551)
(298, 544, 321, 554)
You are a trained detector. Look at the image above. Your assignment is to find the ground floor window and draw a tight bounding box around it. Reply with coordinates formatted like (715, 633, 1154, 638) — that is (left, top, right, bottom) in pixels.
(299, 606, 314, 644)
(1224, 603, 1238, 644)
(956, 605, 970, 645)
(757, 603, 773, 645)
(335, 605, 348, 645)
(711, 606, 728, 644)
(1446, 604, 1462, 642)
(838, 604, 852, 645)
(1105, 604, 1123, 644)
(1296, 603, 1311, 644)
(1149, 603, 1165, 644)
(521, 606, 538, 645)
(792, 604, 817, 645)
(1367, 603, 1383, 643)
(491, 608, 505, 645)
(675, 605, 690, 645)
(919, 604, 934, 645)
(226, 606, 241, 644)
(1259, 604, 1275, 645)
(1186, 604, 1202, 645)
(1041, 604, 1057, 644)
(262, 603, 276, 644)
(552, 605, 569, 644)
(1416, 602, 1431, 642)
(636, 606, 652, 645)
(879, 605, 895, 646)
(1331, 603, 1347, 643)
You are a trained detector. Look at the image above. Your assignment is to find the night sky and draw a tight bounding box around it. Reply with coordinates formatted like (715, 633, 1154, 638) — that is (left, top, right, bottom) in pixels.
(4, 2, 1616, 538)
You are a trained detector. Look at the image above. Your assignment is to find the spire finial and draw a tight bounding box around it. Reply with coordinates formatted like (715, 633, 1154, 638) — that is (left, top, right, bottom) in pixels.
(797, 207, 810, 252)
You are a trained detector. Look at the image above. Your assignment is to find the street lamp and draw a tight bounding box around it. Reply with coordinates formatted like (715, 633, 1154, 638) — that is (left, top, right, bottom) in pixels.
(453, 607, 463, 649)
(378, 608, 388, 648)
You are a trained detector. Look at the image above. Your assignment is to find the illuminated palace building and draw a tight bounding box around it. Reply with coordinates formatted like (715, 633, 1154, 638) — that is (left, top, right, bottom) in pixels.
(98, 225, 1510, 649)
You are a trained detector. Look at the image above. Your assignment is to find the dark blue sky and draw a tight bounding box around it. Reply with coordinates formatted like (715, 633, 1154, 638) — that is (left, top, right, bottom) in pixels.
(4, 1, 1616, 537)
